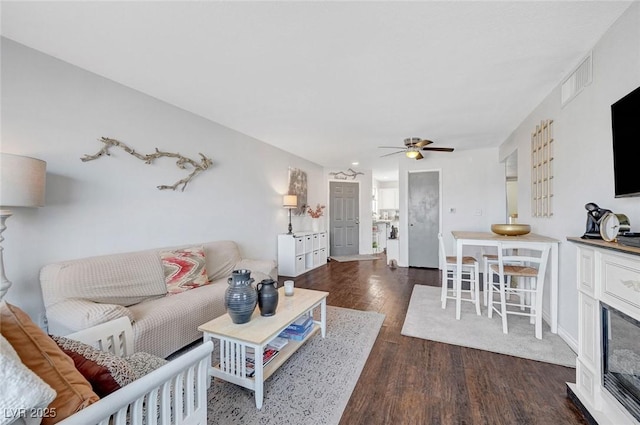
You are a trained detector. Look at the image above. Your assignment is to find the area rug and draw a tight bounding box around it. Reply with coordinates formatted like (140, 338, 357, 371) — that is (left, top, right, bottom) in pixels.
(329, 254, 380, 262)
(401, 285, 576, 367)
(207, 306, 385, 424)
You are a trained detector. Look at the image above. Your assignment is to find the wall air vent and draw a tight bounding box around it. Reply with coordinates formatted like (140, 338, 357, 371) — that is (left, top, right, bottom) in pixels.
(561, 52, 593, 107)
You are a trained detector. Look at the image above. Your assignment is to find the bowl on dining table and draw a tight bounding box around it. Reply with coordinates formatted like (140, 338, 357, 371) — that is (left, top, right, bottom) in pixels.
(491, 223, 531, 236)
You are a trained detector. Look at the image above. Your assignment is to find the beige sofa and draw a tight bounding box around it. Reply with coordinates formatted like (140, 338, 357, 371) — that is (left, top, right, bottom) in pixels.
(40, 240, 276, 358)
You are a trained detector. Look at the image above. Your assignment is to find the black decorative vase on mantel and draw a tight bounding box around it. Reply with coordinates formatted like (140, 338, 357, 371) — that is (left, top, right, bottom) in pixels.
(224, 269, 258, 324)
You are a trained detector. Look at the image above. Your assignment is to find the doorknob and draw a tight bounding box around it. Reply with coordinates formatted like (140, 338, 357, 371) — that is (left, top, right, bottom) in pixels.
(410, 223, 414, 226)
(355, 217, 360, 225)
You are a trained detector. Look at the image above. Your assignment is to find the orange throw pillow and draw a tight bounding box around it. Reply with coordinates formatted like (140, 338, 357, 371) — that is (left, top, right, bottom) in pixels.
(0, 301, 99, 424)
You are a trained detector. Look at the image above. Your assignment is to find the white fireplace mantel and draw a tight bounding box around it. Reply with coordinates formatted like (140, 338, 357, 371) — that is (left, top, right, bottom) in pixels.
(568, 237, 640, 425)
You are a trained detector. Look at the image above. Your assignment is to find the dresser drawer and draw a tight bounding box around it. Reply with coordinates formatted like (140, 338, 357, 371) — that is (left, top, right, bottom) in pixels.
(304, 235, 313, 253)
(601, 252, 640, 311)
(294, 237, 304, 256)
(319, 233, 327, 249)
(295, 255, 305, 275)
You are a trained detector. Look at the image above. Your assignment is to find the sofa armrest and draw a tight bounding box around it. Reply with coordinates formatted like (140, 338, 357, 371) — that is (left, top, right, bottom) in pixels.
(235, 258, 277, 281)
(65, 317, 134, 357)
(47, 299, 135, 336)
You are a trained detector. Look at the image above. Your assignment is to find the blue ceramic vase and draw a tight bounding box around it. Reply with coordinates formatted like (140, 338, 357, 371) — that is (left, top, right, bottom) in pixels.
(224, 269, 257, 324)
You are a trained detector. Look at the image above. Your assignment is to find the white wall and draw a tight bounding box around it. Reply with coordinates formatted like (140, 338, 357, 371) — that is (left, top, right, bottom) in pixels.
(498, 3, 640, 345)
(377, 180, 399, 190)
(398, 147, 506, 267)
(0, 38, 324, 323)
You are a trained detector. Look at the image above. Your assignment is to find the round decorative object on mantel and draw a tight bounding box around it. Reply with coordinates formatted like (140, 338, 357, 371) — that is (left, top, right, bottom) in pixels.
(600, 212, 620, 242)
(224, 269, 257, 324)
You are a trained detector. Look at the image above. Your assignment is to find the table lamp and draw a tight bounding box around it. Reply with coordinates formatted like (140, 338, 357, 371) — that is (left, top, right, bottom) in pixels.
(283, 195, 298, 235)
(0, 153, 47, 299)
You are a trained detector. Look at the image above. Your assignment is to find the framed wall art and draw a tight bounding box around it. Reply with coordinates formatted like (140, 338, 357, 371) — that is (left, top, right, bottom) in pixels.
(288, 167, 307, 215)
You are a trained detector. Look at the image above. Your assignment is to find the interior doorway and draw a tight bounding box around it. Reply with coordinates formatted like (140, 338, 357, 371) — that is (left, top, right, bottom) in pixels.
(329, 181, 359, 256)
(408, 171, 440, 268)
(505, 151, 518, 221)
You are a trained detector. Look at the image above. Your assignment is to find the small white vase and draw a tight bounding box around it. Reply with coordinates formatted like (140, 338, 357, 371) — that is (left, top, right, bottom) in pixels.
(311, 218, 320, 232)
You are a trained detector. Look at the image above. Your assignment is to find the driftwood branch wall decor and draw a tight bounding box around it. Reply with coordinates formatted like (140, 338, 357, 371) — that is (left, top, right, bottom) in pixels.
(81, 137, 213, 191)
(329, 168, 364, 180)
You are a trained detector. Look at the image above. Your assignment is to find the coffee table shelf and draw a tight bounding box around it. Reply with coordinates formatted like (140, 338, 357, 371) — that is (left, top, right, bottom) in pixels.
(211, 324, 320, 382)
(198, 287, 328, 408)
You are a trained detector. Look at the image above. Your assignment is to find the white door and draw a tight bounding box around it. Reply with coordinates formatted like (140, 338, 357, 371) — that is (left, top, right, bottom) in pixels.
(408, 171, 439, 268)
(330, 181, 359, 256)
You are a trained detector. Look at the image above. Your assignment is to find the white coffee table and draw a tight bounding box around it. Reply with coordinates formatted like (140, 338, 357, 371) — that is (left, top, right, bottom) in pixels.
(198, 287, 328, 408)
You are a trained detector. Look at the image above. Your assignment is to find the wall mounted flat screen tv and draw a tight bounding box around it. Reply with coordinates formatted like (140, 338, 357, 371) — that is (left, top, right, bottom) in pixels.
(611, 85, 640, 198)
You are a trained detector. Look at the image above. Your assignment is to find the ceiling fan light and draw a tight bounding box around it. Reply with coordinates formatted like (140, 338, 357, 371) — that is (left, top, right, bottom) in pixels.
(406, 150, 419, 159)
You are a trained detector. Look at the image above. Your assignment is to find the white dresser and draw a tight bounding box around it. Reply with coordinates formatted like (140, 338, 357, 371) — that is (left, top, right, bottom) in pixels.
(568, 237, 640, 425)
(277, 232, 328, 277)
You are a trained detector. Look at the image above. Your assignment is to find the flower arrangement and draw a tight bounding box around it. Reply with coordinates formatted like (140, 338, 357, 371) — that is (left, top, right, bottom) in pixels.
(307, 203, 326, 218)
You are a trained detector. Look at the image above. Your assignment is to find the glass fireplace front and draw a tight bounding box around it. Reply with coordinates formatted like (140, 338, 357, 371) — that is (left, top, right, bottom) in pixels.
(602, 302, 640, 422)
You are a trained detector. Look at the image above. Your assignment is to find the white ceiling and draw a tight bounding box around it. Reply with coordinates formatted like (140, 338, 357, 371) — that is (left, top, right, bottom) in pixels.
(0, 1, 632, 180)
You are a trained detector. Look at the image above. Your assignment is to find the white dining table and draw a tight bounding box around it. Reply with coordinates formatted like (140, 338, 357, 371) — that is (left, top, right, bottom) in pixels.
(451, 231, 560, 333)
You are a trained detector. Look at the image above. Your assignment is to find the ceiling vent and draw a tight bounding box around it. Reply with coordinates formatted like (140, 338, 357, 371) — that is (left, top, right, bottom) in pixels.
(561, 52, 593, 107)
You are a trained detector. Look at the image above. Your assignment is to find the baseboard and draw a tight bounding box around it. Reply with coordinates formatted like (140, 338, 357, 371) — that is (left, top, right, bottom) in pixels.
(557, 326, 578, 354)
(543, 311, 578, 355)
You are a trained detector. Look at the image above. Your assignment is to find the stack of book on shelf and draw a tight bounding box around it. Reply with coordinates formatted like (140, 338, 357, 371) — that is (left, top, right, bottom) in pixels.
(244, 346, 280, 377)
(267, 336, 289, 351)
(278, 314, 314, 341)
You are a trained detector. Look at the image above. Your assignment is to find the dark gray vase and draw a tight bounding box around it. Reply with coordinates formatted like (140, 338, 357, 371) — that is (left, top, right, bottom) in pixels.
(224, 269, 257, 324)
(257, 278, 279, 316)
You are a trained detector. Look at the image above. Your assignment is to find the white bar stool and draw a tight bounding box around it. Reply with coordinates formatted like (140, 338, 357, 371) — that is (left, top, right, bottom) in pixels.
(481, 249, 498, 306)
(438, 233, 481, 318)
(488, 241, 551, 339)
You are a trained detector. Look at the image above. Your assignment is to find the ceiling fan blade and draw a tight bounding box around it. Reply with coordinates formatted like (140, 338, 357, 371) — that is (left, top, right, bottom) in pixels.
(421, 147, 454, 152)
(415, 152, 424, 160)
(415, 139, 433, 148)
(380, 150, 405, 158)
(378, 146, 406, 149)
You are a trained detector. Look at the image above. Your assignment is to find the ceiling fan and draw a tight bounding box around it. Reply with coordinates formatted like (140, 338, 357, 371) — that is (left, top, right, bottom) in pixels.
(379, 137, 454, 160)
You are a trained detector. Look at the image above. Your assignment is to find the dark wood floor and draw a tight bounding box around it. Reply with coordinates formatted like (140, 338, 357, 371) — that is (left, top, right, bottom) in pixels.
(279, 255, 587, 425)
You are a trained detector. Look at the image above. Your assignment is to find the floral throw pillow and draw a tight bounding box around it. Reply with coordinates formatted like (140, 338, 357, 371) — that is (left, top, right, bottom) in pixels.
(160, 246, 209, 295)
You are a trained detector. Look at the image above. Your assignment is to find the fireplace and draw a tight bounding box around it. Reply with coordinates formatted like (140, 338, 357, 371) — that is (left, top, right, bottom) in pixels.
(569, 238, 640, 424)
(602, 302, 640, 422)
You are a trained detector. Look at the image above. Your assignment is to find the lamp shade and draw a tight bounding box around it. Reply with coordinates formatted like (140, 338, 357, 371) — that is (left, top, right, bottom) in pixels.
(0, 153, 47, 208)
(283, 195, 297, 208)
